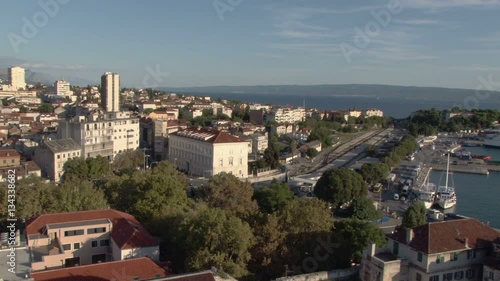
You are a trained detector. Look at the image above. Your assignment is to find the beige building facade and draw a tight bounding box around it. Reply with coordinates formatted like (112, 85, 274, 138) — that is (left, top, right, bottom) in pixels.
(33, 139, 81, 182)
(101, 72, 120, 112)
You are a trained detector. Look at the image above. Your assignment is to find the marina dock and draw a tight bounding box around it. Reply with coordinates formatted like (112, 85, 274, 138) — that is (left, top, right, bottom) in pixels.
(430, 163, 500, 175)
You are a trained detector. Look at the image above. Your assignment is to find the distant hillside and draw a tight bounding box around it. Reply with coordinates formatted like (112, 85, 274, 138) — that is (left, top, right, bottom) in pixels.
(159, 84, 500, 103)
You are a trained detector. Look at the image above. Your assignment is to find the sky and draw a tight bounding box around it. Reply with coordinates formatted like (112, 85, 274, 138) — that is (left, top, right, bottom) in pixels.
(1, 0, 500, 89)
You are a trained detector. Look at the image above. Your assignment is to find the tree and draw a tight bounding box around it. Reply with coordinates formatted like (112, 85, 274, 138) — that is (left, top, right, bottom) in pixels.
(52, 178, 109, 212)
(279, 198, 333, 235)
(86, 156, 111, 179)
(19, 106, 28, 113)
(364, 144, 378, 157)
(307, 148, 319, 158)
(113, 150, 145, 171)
(401, 202, 427, 229)
(308, 127, 333, 147)
(63, 158, 89, 181)
(358, 163, 390, 185)
(200, 173, 259, 220)
(314, 168, 368, 209)
(263, 146, 280, 169)
(253, 182, 294, 213)
(349, 196, 383, 221)
(175, 208, 254, 278)
(38, 103, 53, 113)
(289, 139, 297, 155)
(144, 108, 154, 115)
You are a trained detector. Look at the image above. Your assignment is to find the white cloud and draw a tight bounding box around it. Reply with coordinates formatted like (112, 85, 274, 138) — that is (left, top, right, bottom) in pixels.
(402, 0, 500, 10)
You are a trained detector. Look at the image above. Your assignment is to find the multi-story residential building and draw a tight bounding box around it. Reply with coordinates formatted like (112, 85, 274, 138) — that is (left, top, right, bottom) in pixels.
(186, 109, 203, 119)
(483, 240, 500, 281)
(249, 109, 266, 125)
(0, 149, 21, 168)
(364, 109, 384, 117)
(33, 139, 81, 182)
(168, 127, 248, 178)
(266, 108, 305, 124)
(360, 218, 500, 281)
(55, 80, 73, 97)
(153, 119, 187, 161)
(212, 107, 233, 117)
(26, 209, 159, 271)
(9, 66, 26, 90)
(242, 133, 268, 154)
(101, 72, 120, 113)
(58, 112, 140, 160)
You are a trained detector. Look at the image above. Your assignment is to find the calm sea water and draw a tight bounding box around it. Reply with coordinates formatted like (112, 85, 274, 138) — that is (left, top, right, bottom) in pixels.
(196, 93, 500, 118)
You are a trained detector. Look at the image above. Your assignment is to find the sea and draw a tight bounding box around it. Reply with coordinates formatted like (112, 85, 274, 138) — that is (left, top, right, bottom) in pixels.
(192, 92, 500, 227)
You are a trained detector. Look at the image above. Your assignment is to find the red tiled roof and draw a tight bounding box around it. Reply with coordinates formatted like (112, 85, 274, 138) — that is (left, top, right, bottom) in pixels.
(388, 218, 500, 254)
(31, 257, 168, 281)
(0, 149, 20, 158)
(26, 209, 159, 249)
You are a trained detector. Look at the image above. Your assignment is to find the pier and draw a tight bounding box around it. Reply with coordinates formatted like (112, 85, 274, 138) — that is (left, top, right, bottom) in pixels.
(430, 163, 500, 175)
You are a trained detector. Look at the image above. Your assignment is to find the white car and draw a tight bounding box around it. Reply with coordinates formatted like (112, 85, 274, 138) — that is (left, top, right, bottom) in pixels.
(393, 193, 400, 200)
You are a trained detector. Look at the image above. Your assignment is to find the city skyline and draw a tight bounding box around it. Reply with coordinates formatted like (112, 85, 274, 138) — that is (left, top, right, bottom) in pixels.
(1, 0, 500, 89)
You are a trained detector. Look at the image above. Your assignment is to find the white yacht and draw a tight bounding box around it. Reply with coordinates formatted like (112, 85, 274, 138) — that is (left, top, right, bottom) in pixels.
(435, 154, 457, 209)
(484, 134, 500, 148)
(416, 183, 436, 209)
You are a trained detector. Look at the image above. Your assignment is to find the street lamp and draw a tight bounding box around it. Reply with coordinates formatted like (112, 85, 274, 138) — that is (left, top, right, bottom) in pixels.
(144, 154, 150, 170)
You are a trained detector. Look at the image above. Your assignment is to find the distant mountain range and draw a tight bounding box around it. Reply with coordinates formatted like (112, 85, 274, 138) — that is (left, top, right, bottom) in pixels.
(159, 84, 500, 103)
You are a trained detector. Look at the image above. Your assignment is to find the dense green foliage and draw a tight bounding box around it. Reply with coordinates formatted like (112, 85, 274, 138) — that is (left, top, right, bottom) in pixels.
(408, 108, 500, 136)
(401, 202, 427, 229)
(381, 136, 418, 167)
(349, 196, 383, 221)
(253, 181, 295, 213)
(358, 163, 390, 184)
(38, 103, 54, 113)
(314, 168, 368, 208)
(307, 148, 319, 158)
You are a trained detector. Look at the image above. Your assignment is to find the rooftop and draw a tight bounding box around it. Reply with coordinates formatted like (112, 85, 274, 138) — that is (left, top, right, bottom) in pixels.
(388, 218, 500, 254)
(172, 127, 246, 144)
(0, 149, 20, 158)
(43, 138, 80, 153)
(30, 257, 168, 281)
(27, 209, 158, 250)
(46, 218, 111, 230)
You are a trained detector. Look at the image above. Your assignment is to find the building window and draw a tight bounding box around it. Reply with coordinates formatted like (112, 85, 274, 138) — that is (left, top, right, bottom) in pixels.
(57, 154, 60, 159)
(429, 275, 439, 281)
(442, 273, 452, 281)
(436, 254, 444, 264)
(219, 159, 223, 167)
(87, 227, 106, 234)
(91, 240, 98, 247)
(74, 243, 80, 250)
(454, 271, 464, 280)
(229, 158, 233, 166)
(450, 252, 458, 261)
(418, 252, 423, 262)
(393, 241, 399, 256)
(416, 273, 422, 281)
(466, 269, 475, 279)
(62, 244, 71, 251)
(467, 249, 476, 259)
(64, 229, 84, 237)
(100, 239, 110, 246)
(489, 272, 495, 280)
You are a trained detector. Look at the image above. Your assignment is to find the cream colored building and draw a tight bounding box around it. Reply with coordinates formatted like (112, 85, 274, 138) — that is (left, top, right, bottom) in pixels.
(55, 80, 73, 97)
(33, 138, 81, 182)
(57, 112, 139, 161)
(8, 66, 26, 90)
(361, 218, 500, 281)
(26, 209, 159, 271)
(266, 108, 305, 124)
(364, 109, 384, 117)
(101, 72, 120, 112)
(168, 128, 248, 178)
(243, 133, 268, 154)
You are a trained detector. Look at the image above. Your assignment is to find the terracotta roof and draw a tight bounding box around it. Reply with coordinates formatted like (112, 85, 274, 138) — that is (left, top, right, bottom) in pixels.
(388, 218, 500, 254)
(26, 209, 159, 250)
(172, 127, 246, 144)
(31, 257, 168, 281)
(0, 149, 20, 158)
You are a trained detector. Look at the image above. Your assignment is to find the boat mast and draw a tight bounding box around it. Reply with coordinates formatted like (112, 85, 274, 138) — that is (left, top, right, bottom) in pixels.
(445, 153, 450, 188)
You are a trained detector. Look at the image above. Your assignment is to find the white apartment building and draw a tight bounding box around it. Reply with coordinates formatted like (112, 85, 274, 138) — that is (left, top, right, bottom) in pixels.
(168, 128, 248, 178)
(55, 80, 73, 97)
(186, 109, 203, 119)
(58, 112, 139, 161)
(361, 218, 500, 281)
(33, 138, 82, 182)
(101, 72, 120, 112)
(266, 108, 305, 124)
(242, 133, 268, 154)
(364, 109, 384, 117)
(8, 66, 26, 90)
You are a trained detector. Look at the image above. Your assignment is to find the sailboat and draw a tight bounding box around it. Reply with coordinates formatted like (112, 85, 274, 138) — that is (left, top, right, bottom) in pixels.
(435, 154, 457, 209)
(415, 169, 436, 209)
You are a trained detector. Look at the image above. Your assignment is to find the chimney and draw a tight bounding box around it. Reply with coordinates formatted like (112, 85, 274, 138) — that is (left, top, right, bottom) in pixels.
(464, 238, 469, 248)
(369, 243, 376, 257)
(406, 228, 414, 244)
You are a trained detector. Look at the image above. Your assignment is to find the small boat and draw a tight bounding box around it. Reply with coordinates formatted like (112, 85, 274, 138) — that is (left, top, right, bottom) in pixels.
(435, 154, 457, 209)
(416, 184, 437, 209)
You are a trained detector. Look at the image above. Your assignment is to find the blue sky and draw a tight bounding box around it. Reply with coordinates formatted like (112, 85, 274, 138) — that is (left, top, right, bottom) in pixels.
(1, 0, 500, 89)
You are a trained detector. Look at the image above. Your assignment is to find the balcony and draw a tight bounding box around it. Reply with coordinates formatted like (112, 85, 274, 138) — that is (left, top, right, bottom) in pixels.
(31, 237, 63, 263)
